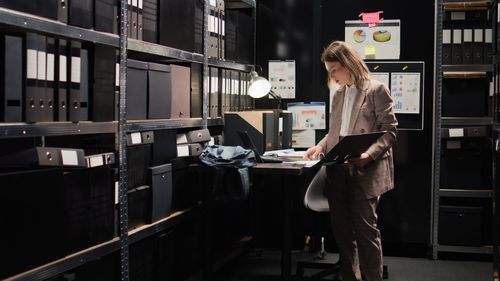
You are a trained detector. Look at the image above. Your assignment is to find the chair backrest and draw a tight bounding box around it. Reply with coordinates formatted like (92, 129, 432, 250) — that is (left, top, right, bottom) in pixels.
(304, 181, 330, 212)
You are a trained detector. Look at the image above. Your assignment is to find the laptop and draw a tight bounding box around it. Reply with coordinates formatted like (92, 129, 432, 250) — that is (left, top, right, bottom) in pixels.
(237, 130, 289, 163)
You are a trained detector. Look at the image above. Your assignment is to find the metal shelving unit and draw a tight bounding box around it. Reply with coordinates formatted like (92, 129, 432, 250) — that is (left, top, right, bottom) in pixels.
(0, 7, 119, 47)
(0, 0, 256, 280)
(432, 0, 496, 259)
(4, 238, 121, 281)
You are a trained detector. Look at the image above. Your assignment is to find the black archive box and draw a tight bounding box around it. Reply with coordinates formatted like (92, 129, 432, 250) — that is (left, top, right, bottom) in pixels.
(142, 0, 158, 43)
(0, 0, 58, 20)
(149, 163, 172, 222)
(94, 0, 117, 34)
(158, 0, 203, 54)
(225, 9, 254, 64)
(440, 138, 492, 189)
(151, 129, 177, 166)
(439, 205, 482, 246)
(92, 44, 117, 121)
(0, 33, 23, 122)
(0, 169, 63, 279)
(69, 0, 93, 29)
(442, 77, 489, 117)
(127, 143, 152, 190)
(128, 185, 152, 229)
(126, 59, 148, 120)
(148, 62, 171, 119)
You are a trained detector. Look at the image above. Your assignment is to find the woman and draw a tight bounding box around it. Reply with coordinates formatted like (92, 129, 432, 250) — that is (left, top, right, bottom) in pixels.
(303, 41, 397, 281)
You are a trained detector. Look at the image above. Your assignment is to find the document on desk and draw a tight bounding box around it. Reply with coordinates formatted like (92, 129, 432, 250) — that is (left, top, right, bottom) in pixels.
(283, 160, 319, 168)
(263, 149, 306, 161)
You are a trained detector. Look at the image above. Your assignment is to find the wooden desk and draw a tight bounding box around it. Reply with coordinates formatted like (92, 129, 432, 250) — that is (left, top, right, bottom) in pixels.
(251, 163, 309, 281)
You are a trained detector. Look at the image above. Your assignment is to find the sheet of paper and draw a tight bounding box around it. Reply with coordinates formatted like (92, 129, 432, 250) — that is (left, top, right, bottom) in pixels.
(287, 102, 326, 130)
(370, 72, 390, 88)
(390, 72, 420, 114)
(345, 19, 400, 60)
(292, 130, 316, 148)
(268, 60, 296, 99)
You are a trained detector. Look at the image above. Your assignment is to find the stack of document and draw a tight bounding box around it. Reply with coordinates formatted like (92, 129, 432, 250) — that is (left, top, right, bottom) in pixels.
(263, 149, 306, 160)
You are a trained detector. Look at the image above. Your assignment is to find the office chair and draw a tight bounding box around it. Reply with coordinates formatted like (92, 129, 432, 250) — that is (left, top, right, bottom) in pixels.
(296, 181, 341, 281)
(298, 180, 388, 281)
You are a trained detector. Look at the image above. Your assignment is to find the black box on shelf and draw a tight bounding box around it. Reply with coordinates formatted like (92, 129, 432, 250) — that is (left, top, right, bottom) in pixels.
(149, 163, 173, 222)
(126, 59, 148, 120)
(128, 185, 152, 229)
(94, 0, 117, 34)
(0, 169, 64, 279)
(225, 9, 254, 64)
(92, 44, 117, 121)
(158, 0, 203, 54)
(439, 205, 482, 246)
(0, 0, 58, 20)
(142, 0, 158, 42)
(442, 77, 489, 117)
(68, 0, 94, 29)
(440, 138, 492, 189)
(127, 144, 152, 190)
(147, 62, 171, 119)
(151, 129, 177, 166)
(0, 33, 23, 122)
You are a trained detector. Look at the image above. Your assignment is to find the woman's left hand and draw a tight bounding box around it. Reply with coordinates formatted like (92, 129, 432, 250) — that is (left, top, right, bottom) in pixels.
(347, 153, 373, 167)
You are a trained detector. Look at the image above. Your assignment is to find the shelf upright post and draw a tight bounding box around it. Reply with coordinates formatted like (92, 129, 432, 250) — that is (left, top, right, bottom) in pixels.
(203, 0, 209, 129)
(118, 0, 130, 280)
(431, 0, 444, 260)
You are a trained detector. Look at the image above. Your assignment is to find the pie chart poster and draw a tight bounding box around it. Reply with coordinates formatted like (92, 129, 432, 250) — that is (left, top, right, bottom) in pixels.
(345, 20, 401, 60)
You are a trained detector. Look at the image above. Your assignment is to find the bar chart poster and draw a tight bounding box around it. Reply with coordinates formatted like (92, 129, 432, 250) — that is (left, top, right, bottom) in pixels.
(390, 72, 420, 114)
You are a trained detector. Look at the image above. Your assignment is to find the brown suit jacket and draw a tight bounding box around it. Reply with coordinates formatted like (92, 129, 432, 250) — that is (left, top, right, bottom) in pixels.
(317, 79, 398, 199)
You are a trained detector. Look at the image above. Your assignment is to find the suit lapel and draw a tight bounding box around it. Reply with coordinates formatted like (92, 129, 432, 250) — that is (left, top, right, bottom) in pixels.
(330, 87, 344, 146)
(347, 81, 369, 134)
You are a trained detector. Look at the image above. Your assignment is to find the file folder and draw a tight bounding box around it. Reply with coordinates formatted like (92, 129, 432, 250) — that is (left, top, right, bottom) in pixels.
(170, 64, 191, 118)
(451, 28, 462, 64)
(142, 0, 157, 42)
(79, 45, 89, 121)
(94, 0, 116, 34)
(462, 29, 473, 64)
(190, 63, 203, 118)
(37, 34, 48, 121)
(69, 40, 81, 122)
(147, 62, 171, 119)
(473, 29, 484, 64)
(151, 129, 177, 165)
(46, 37, 56, 121)
(313, 132, 386, 167)
(69, 0, 93, 29)
(484, 28, 493, 63)
(25, 33, 39, 122)
(126, 59, 148, 120)
(0, 34, 23, 121)
(56, 39, 68, 121)
(131, 0, 138, 39)
(209, 67, 220, 117)
(176, 128, 211, 144)
(58, 0, 68, 23)
(138, 0, 143, 40)
(0, 146, 86, 168)
(92, 44, 116, 121)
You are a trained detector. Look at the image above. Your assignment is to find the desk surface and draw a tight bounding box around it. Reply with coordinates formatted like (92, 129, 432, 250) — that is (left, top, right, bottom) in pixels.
(251, 162, 307, 176)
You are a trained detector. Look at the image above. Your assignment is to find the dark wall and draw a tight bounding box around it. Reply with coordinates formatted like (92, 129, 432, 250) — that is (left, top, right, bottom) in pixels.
(256, 0, 435, 247)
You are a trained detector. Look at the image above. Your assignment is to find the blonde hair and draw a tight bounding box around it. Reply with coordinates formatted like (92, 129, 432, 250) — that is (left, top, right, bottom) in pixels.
(321, 41, 370, 90)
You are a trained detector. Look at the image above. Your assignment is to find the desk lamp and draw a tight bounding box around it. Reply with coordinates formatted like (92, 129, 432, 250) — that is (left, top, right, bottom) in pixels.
(248, 71, 282, 110)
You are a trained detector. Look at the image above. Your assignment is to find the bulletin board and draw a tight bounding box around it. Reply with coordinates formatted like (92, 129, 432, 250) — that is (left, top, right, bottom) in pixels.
(366, 61, 425, 130)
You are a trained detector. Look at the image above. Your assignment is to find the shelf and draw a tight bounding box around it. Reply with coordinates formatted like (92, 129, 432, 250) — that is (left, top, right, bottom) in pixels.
(442, 65, 494, 72)
(128, 207, 201, 244)
(0, 7, 119, 47)
(442, 71, 488, 78)
(126, 118, 223, 132)
(441, 117, 493, 126)
(443, 0, 491, 11)
(0, 121, 118, 138)
(437, 244, 493, 254)
(127, 39, 252, 72)
(439, 189, 493, 198)
(225, 0, 256, 9)
(5, 238, 121, 281)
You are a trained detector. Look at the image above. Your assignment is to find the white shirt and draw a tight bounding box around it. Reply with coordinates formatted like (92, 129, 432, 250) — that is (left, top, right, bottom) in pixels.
(340, 84, 357, 136)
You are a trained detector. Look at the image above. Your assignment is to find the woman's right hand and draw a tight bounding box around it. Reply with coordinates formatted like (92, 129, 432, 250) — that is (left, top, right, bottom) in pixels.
(303, 145, 324, 160)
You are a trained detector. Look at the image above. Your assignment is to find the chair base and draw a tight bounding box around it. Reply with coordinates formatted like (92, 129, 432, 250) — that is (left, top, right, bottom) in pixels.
(295, 260, 389, 281)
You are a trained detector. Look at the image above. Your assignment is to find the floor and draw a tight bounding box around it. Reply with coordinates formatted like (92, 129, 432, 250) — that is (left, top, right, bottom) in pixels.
(214, 249, 493, 281)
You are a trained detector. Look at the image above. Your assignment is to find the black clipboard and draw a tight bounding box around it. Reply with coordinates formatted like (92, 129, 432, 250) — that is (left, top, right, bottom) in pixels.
(314, 131, 386, 167)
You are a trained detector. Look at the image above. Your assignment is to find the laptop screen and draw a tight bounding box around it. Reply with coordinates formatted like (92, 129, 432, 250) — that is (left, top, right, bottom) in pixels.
(236, 130, 264, 163)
